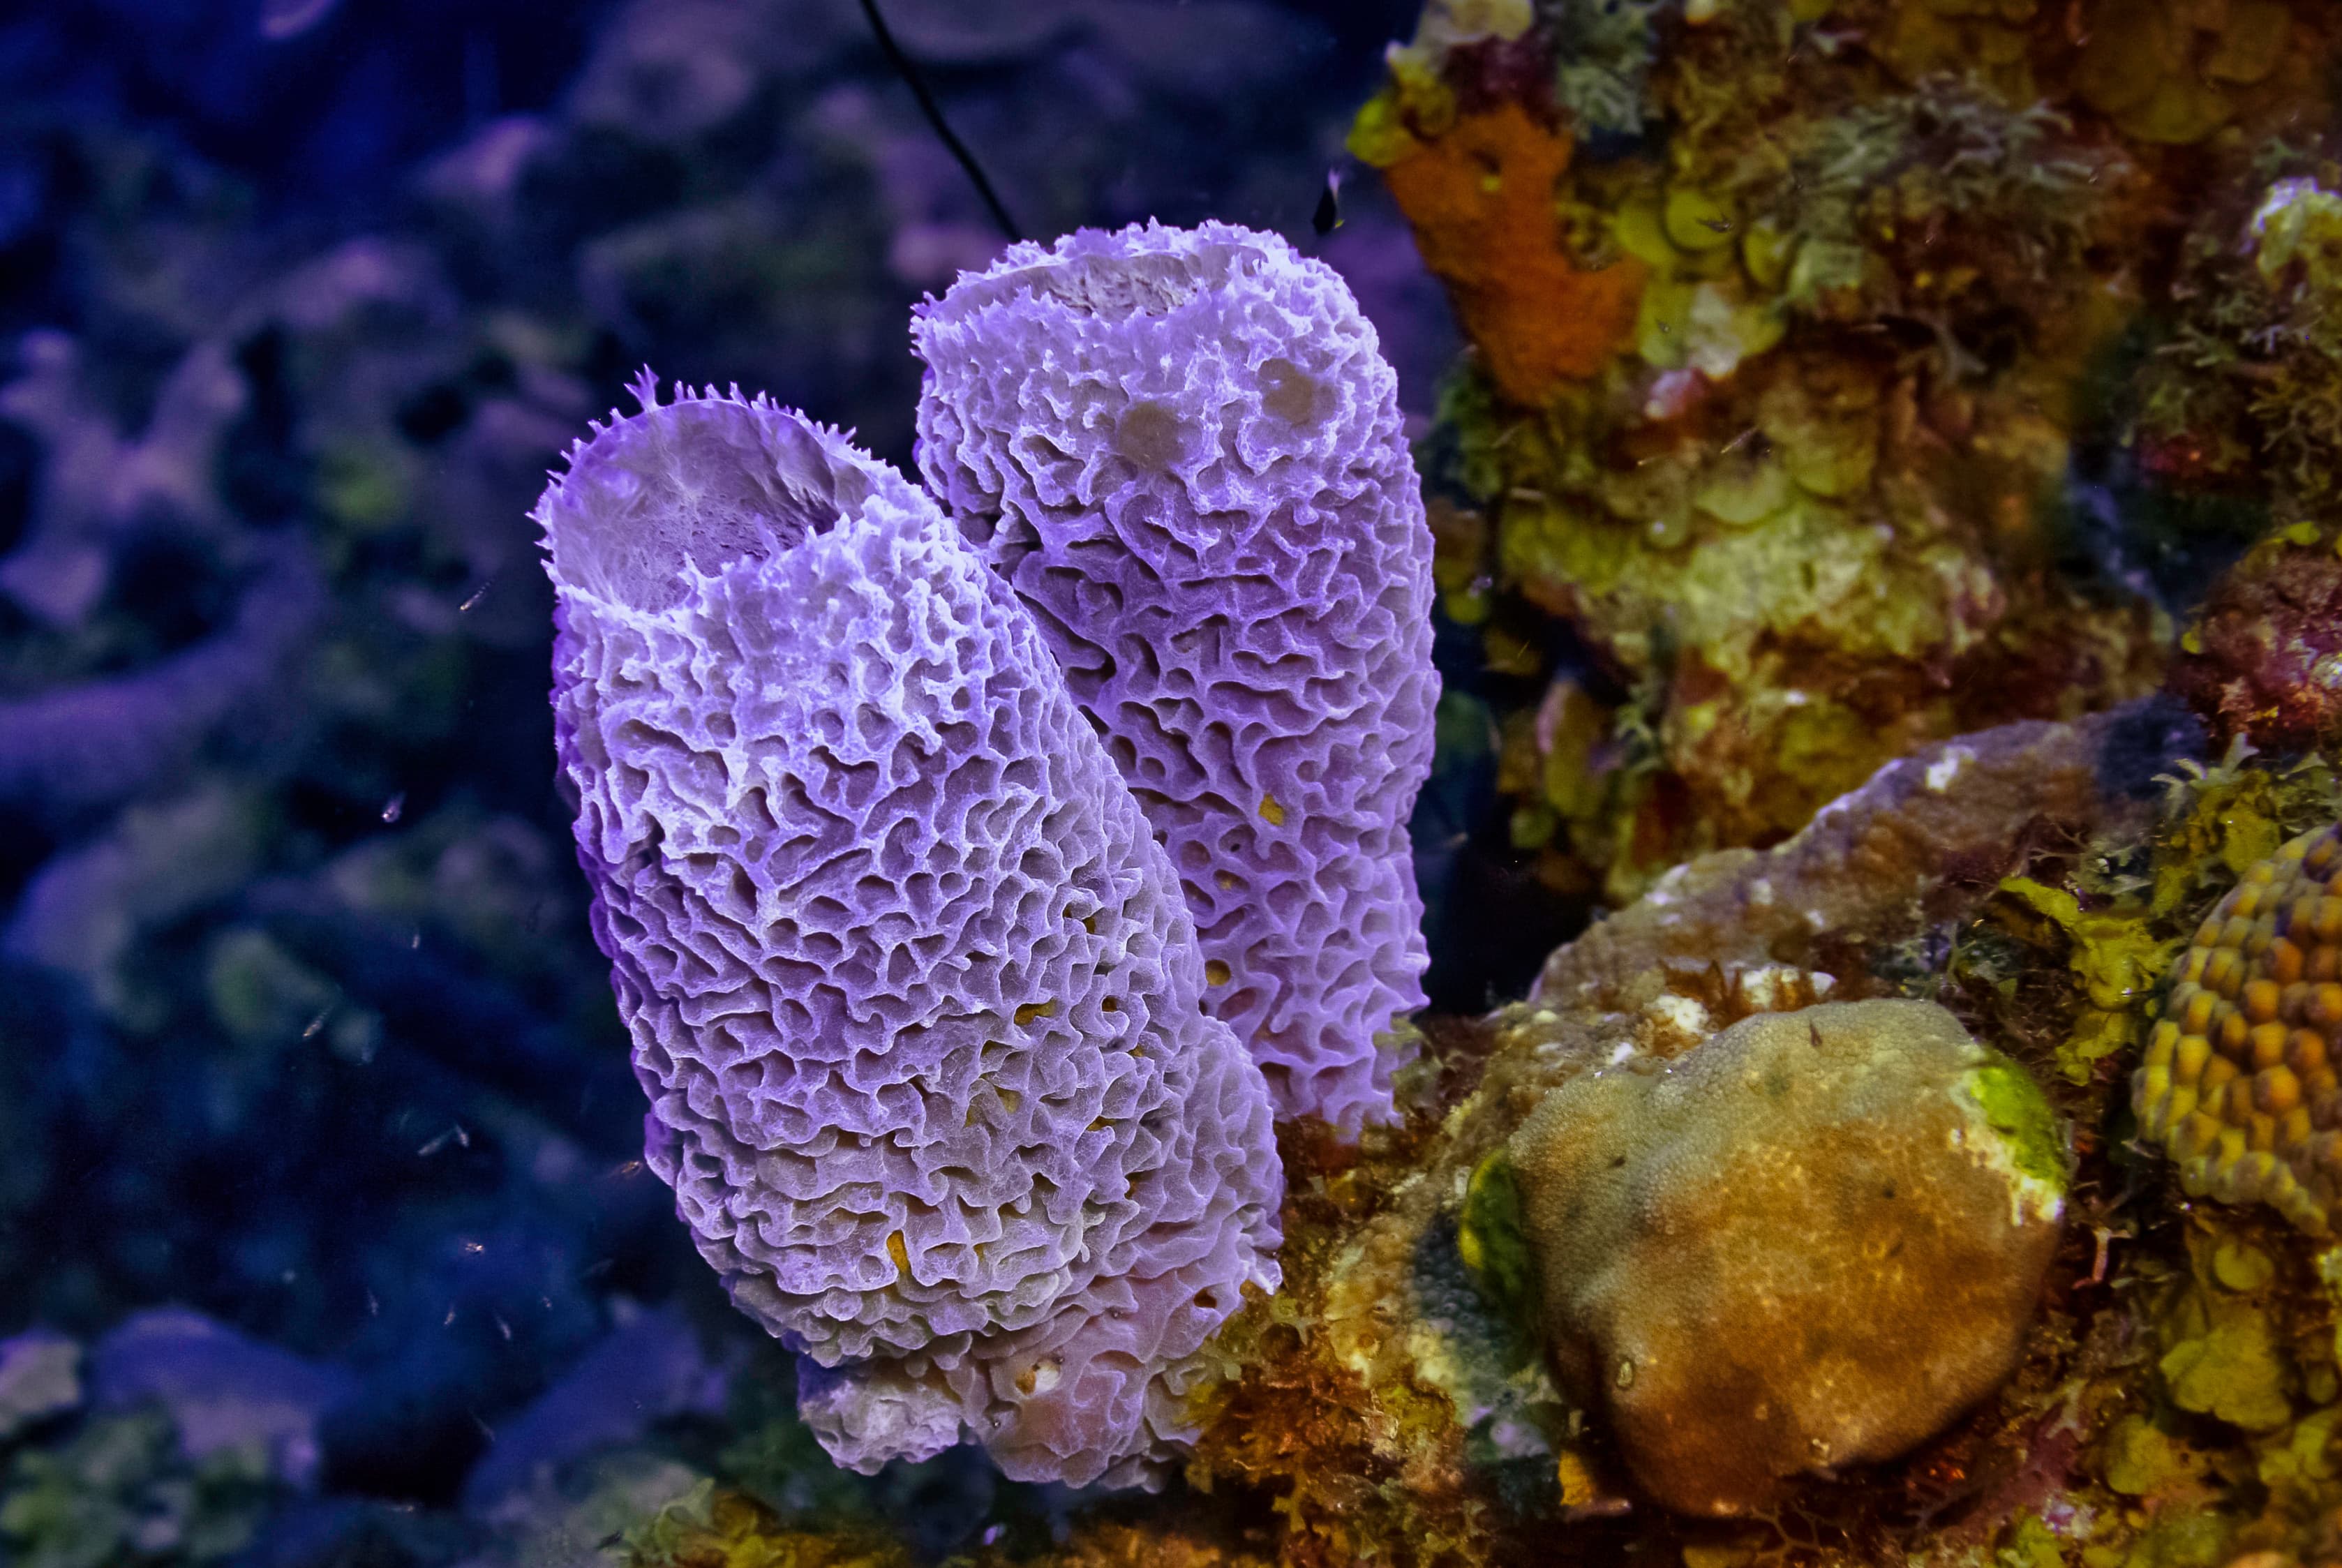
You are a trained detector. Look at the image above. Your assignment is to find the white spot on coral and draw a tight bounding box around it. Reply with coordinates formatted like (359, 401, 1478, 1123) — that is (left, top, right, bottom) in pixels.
(1734, 965, 1806, 1011)
(1925, 747, 1972, 793)
(1644, 993, 1712, 1041)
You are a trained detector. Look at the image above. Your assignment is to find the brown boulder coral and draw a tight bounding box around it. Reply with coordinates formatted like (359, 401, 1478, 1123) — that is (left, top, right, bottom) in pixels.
(2136, 819, 2342, 1232)
(1498, 999, 2067, 1517)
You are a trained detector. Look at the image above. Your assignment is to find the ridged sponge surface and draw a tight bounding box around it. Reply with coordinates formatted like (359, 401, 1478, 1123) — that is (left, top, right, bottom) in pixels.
(537, 381, 1282, 1486)
(913, 221, 1439, 1132)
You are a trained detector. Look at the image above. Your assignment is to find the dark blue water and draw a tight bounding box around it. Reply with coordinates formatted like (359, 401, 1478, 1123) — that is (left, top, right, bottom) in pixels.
(0, 3, 1511, 1562)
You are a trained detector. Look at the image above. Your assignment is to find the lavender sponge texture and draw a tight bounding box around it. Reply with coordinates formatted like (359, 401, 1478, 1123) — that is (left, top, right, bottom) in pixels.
(913, 222, 1440, 1132)
(537, 382, 1282, 1486)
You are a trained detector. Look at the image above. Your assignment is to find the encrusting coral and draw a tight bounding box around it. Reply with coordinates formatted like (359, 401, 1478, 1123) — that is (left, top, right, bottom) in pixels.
(913, 221, 1440, 1135)
(1499, 998, 2066, 1516)
(535, 376, 1282, 1488)
(1370, 100, 1648, 405)
(2136, 821, 2342, 1234)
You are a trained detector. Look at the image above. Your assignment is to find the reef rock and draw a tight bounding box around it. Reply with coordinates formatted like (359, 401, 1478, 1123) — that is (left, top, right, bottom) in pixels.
(2168, 537, 2342, 754)
(1505, 999, 2066, 1516)
(89, 1308, 357, 1490)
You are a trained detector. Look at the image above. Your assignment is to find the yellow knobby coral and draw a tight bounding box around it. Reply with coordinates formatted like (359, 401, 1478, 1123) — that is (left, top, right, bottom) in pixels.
(2135, 821, 2342, 1234)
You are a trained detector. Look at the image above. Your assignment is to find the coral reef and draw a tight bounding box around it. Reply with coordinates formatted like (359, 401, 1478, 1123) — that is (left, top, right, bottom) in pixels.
(913, 221, 1439, 1134)
(1156, 712, 2342, 1568)
(539, 382, 1282, 1487)
(1504, 999, 2066, 1516)
(24, 0, 2342, 1562)
(0, 1308, 366, 1568)
(0, 539, 325, 824)
(1368, 102, 1646, 405)
(0, 1335, 78, 1444)
(1346, 0, 2342, 914)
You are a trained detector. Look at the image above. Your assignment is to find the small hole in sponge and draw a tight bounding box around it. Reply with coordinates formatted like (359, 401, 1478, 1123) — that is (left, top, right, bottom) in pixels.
(1114, 401, 1190, 469)
(1259, 357, 1324, 425)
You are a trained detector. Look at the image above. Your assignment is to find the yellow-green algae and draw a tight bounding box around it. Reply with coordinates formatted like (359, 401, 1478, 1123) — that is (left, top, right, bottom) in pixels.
(1964, 1053, 2070, 1195)
(1455, 1150, 1537, 1329)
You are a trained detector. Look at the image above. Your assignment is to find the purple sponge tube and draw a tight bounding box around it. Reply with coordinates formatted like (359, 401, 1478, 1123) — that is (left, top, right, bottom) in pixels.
(913, 221, 1439, 1132)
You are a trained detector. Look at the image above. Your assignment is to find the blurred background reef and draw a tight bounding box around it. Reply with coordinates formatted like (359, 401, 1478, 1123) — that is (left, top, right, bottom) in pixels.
(8, 0, 2342, 1565)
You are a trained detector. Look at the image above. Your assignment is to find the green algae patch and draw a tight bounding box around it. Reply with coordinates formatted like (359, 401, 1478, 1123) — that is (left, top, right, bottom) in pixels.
(1996, 877, 2177, 1013)
(2158, 1294, 2292, 1431)
(1994, 876, 2177, 1084)
(2100, 1510, 2237, 1568)
(2147, 750, 2342, 918)
(1345, 89, 1422, 169)
(625, 1481, 909, 1568)
(2258, 1402, 2342, 1495)
(1457, 1149, 1538, 1330)
(1999, 1511, 2065, 1568)
(2212, 1239, 2276, 1294)
(1962, 1052, 2068, 1195)
(2101, 1414, 2214, 1500)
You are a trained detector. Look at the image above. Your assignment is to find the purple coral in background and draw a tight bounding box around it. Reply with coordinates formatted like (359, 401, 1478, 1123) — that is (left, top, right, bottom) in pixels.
(913, 221, 1440, 1133)
(536, 379, 1282, 1487)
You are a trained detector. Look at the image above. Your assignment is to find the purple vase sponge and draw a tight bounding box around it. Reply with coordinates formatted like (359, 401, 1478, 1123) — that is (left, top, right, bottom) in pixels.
(537, 378, 1283, 1486)
(912, 221, 1440, 1133)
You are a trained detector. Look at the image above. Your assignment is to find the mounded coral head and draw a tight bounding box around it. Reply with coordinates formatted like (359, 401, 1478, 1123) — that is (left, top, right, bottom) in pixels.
(1505, 999, 2066, 1516)
(912, 221, 1439, 1135)
(537, 378, 1283, 1487)
(2137, 820, 2342, 1234)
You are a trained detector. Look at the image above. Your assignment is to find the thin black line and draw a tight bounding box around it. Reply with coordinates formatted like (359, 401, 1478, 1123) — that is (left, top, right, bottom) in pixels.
(858, 0, 1023, 244)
